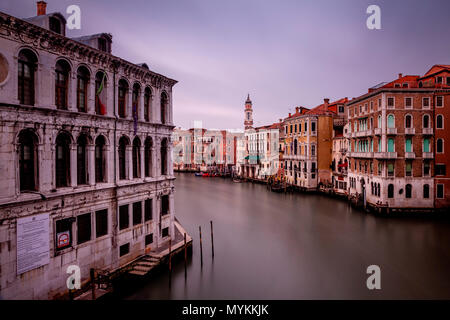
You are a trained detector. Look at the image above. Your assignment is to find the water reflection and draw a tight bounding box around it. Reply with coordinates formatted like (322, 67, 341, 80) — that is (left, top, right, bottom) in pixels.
(124, 173, 450, 299)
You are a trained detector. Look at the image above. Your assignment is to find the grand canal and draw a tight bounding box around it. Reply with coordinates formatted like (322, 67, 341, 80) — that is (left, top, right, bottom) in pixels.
(124, 173, 450, 299)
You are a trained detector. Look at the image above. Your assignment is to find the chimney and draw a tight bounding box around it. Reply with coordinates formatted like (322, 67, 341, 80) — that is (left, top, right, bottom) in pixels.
(398, 73, 403, 79)
(324, 98, 329, 107)
(37, 1, 47, 16)
(288, 113, 291, 117)
(295, 107, 300, 113)
(279, 119, 282, 123)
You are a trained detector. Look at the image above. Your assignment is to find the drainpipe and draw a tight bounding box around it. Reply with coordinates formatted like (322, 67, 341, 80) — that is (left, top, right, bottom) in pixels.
(111, 63, 119, 267)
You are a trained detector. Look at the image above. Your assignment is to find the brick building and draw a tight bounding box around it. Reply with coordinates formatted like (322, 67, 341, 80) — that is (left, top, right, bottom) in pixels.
(347, 68, 450, 212)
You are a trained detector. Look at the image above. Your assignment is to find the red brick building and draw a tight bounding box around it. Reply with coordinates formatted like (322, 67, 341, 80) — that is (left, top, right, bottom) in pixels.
(347, 66, 450, 212)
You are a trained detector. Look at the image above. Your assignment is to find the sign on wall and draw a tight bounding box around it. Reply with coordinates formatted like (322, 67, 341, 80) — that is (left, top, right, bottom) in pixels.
(16, 213, 50, 275)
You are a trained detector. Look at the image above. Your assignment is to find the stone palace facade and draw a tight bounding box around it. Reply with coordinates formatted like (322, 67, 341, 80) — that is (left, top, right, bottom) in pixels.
(0, 3, 180, 299)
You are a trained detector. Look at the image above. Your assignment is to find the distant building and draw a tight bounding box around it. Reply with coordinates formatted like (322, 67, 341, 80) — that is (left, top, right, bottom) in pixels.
(172, 127, 243, 172)
(283, 99, 347, 190)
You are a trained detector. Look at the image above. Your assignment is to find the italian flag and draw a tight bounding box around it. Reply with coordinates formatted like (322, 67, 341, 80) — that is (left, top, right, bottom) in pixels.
(96, 72, 107, 115)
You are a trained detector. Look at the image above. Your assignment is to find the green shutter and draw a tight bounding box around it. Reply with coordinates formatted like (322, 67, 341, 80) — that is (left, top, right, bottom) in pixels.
(405, 139, 412, 152)
(388, 138, 395, 152)
(423, 138, 430, 152)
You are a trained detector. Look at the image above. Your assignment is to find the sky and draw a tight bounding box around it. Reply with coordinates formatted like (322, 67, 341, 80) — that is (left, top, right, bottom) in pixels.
(1, 0, 450, 129)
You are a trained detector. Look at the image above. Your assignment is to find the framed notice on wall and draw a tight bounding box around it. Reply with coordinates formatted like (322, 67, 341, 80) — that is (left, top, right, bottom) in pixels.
(16, 213, 50, 275)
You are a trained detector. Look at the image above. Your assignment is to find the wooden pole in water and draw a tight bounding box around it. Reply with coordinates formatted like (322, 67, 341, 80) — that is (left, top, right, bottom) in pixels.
(199, 226, 203, 267)
(169, 238, 172, 273)
(184, 232, 187, 278)
(210, 220, 214, 259)
(90, 268, 96, 300)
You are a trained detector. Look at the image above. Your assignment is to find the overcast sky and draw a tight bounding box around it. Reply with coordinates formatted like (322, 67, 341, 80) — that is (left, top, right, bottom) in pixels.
(1, 0, 450, 129)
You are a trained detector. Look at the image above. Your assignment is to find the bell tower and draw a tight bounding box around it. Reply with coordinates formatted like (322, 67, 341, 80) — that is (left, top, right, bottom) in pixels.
(244, 94, 253, 130)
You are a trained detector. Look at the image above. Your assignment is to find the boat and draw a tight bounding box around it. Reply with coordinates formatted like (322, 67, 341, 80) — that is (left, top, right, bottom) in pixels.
(194, 172, 203, 177)
(202, 173, 210, 177)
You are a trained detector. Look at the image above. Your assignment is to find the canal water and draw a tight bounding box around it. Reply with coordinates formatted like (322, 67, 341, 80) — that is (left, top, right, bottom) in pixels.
(125, 173, 450, 299)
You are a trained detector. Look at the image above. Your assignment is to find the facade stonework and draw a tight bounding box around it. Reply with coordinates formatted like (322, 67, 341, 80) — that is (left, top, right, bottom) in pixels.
(0, 6, 182, 299)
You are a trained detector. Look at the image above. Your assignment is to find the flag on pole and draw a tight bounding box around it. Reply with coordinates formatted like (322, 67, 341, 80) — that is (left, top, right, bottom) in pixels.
(96, 72, 106, 115)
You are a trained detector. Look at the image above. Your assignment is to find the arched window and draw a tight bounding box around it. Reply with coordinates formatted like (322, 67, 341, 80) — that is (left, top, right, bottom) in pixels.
(423, 114, 430, 128)
(18, 130, 38, 191)
(437, 138, 443, 153)
(132, 83, 140, 121)
(18, 49, 37, 105)
(387, 114, 395, 128)
(144, 137, 153, 177)
(377, 183, 380, 197)
(118, 79, 128, 118)
(161, 92, 168, 124)
(55, 60, 70, 109)
(387, 138, 395, 152)
(388, 184, 394, 198)
(405, 114, 412, 128)
(56, 132, 71, 187)
(294, 139, 297, 155)
(405, 184, 412, 198)
(377, 115, 381, 128)
(161, 138, 168, 175)
(118, 136, 129, 180)
(77, 135, 89, 185)
(423, 184, 430, 199)
(144, 87, 151, 122)
(95, 71, 107, 115)
(436, 115, 443, 129)
(95, 135, 106, 183)
(132, 137, 141, 178)
(423, 138, 430, 152)
(77, 66, 90, 112)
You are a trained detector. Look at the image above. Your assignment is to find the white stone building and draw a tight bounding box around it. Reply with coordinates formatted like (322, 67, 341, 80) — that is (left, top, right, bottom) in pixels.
(0, 3, 182, 299)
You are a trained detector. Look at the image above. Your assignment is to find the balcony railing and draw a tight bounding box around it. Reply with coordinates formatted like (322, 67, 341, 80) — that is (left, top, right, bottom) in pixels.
(405, 128, 415, 135)
(422, 128, 433, 135)
(374, 128, 382, 135)
(349, 152, 373, 158)
(423, 152, 433, 159)
(405, 152, 415, 159)
(374, 152, 397, 159)
(387, 128, 397, 135)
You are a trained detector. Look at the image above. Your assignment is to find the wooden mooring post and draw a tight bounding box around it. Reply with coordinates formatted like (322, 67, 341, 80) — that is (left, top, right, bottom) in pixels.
(210, 220, 214, 259)
(90, 268, 96, 300)
(199, 226, 203, 267)
(184, 232, 187, 279)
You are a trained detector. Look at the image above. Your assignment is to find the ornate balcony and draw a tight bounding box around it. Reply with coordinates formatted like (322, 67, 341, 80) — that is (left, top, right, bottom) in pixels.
(374, 128, 382, 135)
(404, 128, 415, 135)
(405, 152, 415, 159)
(423, 152, 433, 159)
(387, 128, 397, 135)
(348, 152, 373, 158)
(374, 152, 397, 159)
(422, 128, 433, 135)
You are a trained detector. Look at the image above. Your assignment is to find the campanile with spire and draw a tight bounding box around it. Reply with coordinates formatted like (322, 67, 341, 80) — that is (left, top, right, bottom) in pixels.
(244, 94, 253, 130)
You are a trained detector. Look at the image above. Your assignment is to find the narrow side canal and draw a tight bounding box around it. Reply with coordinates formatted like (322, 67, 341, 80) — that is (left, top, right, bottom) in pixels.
(124, 173, 450, 299)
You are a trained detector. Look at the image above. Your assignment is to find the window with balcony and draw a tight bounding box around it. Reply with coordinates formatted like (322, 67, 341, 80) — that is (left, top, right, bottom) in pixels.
(405, 115, 412, 128)
(387, 115, 395, 128)
(405, 138, 412, 153)
(387, 138, 395, 152)
(423, 114, 430, 128)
